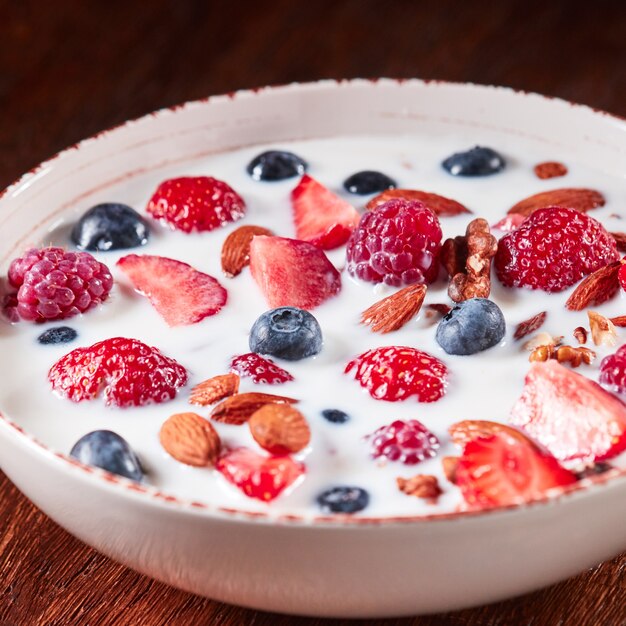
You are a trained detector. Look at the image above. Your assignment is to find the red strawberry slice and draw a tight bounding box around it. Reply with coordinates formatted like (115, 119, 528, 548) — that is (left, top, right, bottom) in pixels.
(345, 346, 448, 402)
(216, 447, 305, 501)
(49, 337, 188, 407)
(456, 430, 577, 508)
(291, 175, 360, 250)
(249, 235, 341, 309)
(117, 254, 227, 326)
(146, 176, 246, 233)
(230, 353, 294, 384)
(509, 360, 626, 464)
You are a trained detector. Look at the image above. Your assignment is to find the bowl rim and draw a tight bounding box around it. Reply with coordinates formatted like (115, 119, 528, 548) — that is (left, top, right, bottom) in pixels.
(1, 77, 626, 528)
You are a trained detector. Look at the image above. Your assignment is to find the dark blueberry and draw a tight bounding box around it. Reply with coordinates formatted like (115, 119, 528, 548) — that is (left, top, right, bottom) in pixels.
(317, 486, 370, 514)
(246, 150, 307, 181)
(70, 430, 144, 481)
(442, 146, 506, 177)
(249, 307, 322, 361)
(321, 409, 350, 424)
(37, 326, 77, 345)
(342, 170, 397, 195)
(435, 298, 506, 356)
(71, 202, 150, 251)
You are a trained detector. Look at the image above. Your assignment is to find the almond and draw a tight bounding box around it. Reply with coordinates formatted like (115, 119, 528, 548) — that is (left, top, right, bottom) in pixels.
(248, 404, 310, 454)
(513, 311, 547, 341)
(611, 232, 626, 252)
(565, 261, 621, 311)
(610, 315, 626, 328)
(366, 189, 472, 216)
(360, 284, 426, 333)
(396, 474, 442, 500)
(448, 420, 526, 448)
(159, 412, 221, 467)
(533, 161, 568, 180)
(210, 392, 298, 425)
(588, 310, 617, 347)
(221, 225, 273, 277)
(508, 187, 605, 218)
(189, 373, 239, 406)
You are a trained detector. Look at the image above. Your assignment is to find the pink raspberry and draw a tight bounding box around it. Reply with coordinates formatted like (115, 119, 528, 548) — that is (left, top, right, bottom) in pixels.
(7, 247, 113, 322)
(49, 337, 188, 407)
(346, 199, 442, 286)
(495, 207, 619, 292)
(599, 345, 626, 394)
(366, 419, 440, 464)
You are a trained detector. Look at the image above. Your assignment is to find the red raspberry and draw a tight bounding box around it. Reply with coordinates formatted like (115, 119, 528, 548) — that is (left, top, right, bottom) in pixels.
(495, 207, 619, 292)
(6, 247, 113, 322)
(146, 176, 246, 233)
(230, 353, 294, 384)
(49, 337, 188, 407)
(345, 346, 448, 402)
(599, 345, 626, 394)
(346, 199, 442, 286)
(366, 419, 440, 464)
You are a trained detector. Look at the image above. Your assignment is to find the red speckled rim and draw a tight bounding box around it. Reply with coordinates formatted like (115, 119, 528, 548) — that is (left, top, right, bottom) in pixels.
(1, 79, 626, 527)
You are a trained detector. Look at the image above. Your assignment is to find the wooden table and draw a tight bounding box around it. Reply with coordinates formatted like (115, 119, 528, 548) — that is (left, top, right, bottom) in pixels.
(1, 1, 625, 624)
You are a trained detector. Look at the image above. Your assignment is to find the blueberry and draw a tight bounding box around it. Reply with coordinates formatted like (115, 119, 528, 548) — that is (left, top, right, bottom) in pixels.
(71, 203, 150, 251)
(317, 486, 370, 514)
(435, 298, 506, 355)
(246, 150, 307, 181)
(70, 430, 144, 481)
(343, 170, 397, 195)
(37, 326, 77, 345)
(321, 409, 350, 424)
(249, 307, 322, 361)
(442, 146, 506, 177)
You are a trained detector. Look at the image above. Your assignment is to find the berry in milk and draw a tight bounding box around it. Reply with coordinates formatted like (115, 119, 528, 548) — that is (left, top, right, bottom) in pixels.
(2, 137, 626, 519)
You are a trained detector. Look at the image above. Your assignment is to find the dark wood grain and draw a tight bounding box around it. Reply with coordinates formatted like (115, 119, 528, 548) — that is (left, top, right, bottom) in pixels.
(1, 0, 625, 624)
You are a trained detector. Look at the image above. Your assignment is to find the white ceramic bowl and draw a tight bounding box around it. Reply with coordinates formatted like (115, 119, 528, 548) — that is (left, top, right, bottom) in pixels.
(1, 80, 625, 618)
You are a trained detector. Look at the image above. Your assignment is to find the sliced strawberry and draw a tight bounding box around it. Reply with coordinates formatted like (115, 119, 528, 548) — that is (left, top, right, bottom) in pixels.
(117, 254, 227, 326)
(456, 431, 577, 509)
(249, 235, 341, 309)
(291, 175, 360, 249)
(510, 360, 626, 464)
(216, 447, 305, 501)
(230, 353, 294, 384)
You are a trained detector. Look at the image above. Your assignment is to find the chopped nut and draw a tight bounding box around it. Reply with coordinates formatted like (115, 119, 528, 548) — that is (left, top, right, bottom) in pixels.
(533, 161, 568, 180)
(361, 284, 426, 333)
(573, 326, 588, 345)
(610, 315, 626, 328)
(611, 232, 626, 252)
(529, 344, 555, 362)
(523, 332, 560, 352)
(189, 373, 239, 406)
(529, 344, 595, 367)
(396, 474, 442, 501)
(446, 218, 497, 302)
(588, 310, 617, 347)
(514, 311, 547, 341)
(565, 261, 621, 311)
(440, 236, 467, 278)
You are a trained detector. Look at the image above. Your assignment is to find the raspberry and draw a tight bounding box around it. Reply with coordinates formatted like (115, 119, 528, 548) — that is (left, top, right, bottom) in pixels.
(599, 345, 626, 394)
(6, 247, 113, 322)
(49, 337, 188, 407)
(366, 419, 440, 464)
(146, 176, 246, 233)
(495, 207, 619, 292)
(345, 346, 448, 402)
(230, 353, 294, 384)
(346, 199, 442, 286)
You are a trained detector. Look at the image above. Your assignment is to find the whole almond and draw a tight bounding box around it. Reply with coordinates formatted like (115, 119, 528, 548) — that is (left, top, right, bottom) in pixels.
(366, 189, 472, 216)
(565, 261, 621, 311)
(508, 187, 605, 218)
(248, 404, 311, 454)
(360, 284, 426, 333)
(221, 225, 273, 277)
(211, 392, 298, 425)
(160, 412, 221, 467)
(189, 373, 239, 406)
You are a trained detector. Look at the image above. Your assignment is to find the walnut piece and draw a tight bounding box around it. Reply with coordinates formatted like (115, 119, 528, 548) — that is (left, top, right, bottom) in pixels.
(396, 475, 443, 501)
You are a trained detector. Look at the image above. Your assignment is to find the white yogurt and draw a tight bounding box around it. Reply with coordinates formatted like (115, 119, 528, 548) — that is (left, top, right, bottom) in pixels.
(1, 132, 626, 519)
